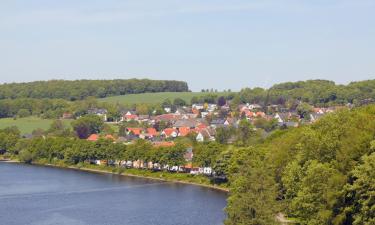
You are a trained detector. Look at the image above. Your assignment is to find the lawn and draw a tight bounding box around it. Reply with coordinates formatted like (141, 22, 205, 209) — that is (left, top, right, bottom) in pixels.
(98, 92, 232, 105)
(0, 117, 73, 135)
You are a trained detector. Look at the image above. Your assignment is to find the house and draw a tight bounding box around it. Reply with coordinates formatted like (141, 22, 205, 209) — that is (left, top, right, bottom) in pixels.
(161, 128, 178, 138)
(274, 112, 293, 123)
(87, 108, 108, 121)
(192, 104, 204, 110)
(310, 113, 325, 123)
(173, 119, 199, 128)
(87, 134, 99, 141)
(146, 128, 158, 137)
(203, 167, 213, 175)
(178, 127, 191, 137)
(155, 114, 178, 123)
(164, 107, 172, 113)
(127, 128, 143, 136)
(122, 113, 138, 122)
(210, 119, 229, 128)
(184, 147, 194, 161)
(248, 104, 262, 110)
(137, 115, 150, 122)
(196, 128, 216, 142)
(87, 134, 115, 142)
(62, 112, 73, 119)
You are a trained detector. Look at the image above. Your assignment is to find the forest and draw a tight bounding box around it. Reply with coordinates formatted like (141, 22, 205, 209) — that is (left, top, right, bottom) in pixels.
(0, 79, 189, 100)
(225, 105, 375, 225)
(234, 79, 375, 107)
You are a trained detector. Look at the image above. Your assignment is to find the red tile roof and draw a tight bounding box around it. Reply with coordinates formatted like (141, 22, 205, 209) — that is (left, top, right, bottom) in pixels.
(127, 128, 143, 135)
(147, 128, 158, 136)
(178, 127, 191, 136)
(163, 128, 178, 136)
(87, 134, 99, 141)
(153, 141, 175, 147)
(124, 114, 138, 120)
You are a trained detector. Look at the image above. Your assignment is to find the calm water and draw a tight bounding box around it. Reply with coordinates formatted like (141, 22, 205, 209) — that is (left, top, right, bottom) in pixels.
(0, 162, 227, 225)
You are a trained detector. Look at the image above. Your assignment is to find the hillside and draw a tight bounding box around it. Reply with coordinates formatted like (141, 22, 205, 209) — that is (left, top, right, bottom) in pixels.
(0, 117, 73, 135)
(98, 92, 232, 105)
(226, 105, 375, 224)
(0, 79, 189, 100)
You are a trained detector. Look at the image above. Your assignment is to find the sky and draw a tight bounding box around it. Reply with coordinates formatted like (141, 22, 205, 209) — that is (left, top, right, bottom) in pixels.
(0, 0, 374, 91)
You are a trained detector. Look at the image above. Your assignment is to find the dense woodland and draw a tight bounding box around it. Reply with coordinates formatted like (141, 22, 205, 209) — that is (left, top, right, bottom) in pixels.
(225, 105, 375, 225)
(234, 79, 375, 107)
(0, 79, 188, 100)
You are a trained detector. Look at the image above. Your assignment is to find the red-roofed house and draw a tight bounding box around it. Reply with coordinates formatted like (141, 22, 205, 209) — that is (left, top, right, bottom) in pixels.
(105, 134, 115, 141)
(162, 128, 178, 138)
(127, 128, 143, 136)
(87, 134, 99, 141)
(178, 127, 191, 137)
(146, 128, 158, 137)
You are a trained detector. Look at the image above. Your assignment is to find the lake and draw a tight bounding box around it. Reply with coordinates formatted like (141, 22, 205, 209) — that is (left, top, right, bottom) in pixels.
(0, 162, 227, 225)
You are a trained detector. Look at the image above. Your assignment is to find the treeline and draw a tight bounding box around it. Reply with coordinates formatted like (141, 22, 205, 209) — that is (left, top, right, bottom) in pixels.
(234, 79, 375, 107)
(0, 125, 228, 175)
(0, 79, 189, 100)
(225, 105, 375, 225)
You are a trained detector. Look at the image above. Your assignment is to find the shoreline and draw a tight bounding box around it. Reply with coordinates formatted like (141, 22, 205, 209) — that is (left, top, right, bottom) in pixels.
(0, 159, 229, 193)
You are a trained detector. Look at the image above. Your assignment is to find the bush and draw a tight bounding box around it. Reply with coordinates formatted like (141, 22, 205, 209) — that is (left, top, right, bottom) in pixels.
(18, 150, 33, 163)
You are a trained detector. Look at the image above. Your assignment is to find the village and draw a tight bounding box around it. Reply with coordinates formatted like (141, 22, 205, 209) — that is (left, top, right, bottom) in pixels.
(62, 100, 350, 177)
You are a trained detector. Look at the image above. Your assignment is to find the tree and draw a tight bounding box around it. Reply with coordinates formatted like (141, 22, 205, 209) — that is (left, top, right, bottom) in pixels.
(217, 96, 226, 106)
(71, 114, 104, 139)
(215, 127, 234, 144)
(340, 153, 375, 225)
(297, 102, 313, 119)
(173, 98, 186, 107)
(290, 161, 346, 224)
(225, 147, 278, 225)
(17, 109, 31, 118)
(236, 119, 257, 146)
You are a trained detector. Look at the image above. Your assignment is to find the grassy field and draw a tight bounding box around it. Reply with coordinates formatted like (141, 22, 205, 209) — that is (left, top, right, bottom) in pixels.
(0, 117, 73, 135)
(98, 92, 232, 105)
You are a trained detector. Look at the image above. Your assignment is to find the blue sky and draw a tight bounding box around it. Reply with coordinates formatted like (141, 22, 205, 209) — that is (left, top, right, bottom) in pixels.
(1, 0, 374, 91)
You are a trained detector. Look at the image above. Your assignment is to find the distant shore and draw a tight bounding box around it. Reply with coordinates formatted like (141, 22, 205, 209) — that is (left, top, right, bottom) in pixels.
(0, 159, 229, 193)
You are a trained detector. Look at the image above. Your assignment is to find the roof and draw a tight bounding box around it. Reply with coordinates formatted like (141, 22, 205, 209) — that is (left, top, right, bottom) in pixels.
(153, 141, 175, 147)
(146, 128, 158, 136)
(178, 127, 191, 136)
(211, 119, 226, 125)
(127, 128, 143, 135)
(163, 128, 178, 136)
(87, 134, 99, 141)
(124, 114, 138, 120)
(105, 134, 115, 141)
(155, 114, 177, 121)
(173, 119, 198, 128)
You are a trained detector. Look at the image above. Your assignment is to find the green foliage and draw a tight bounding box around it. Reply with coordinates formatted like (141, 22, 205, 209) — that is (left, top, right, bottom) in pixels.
(71, 115, 104, 139)
(227, 105, 375, 224)
(237, 79, 375, 107)
(0, 79, 189, 100)
(225, 147, 278, 225)
(99, 92, 231, 105)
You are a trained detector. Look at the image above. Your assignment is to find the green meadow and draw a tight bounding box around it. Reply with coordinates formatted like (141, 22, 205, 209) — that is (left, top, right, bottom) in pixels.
(0, 117, 73, 135)
(98, 92, 231, 105)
